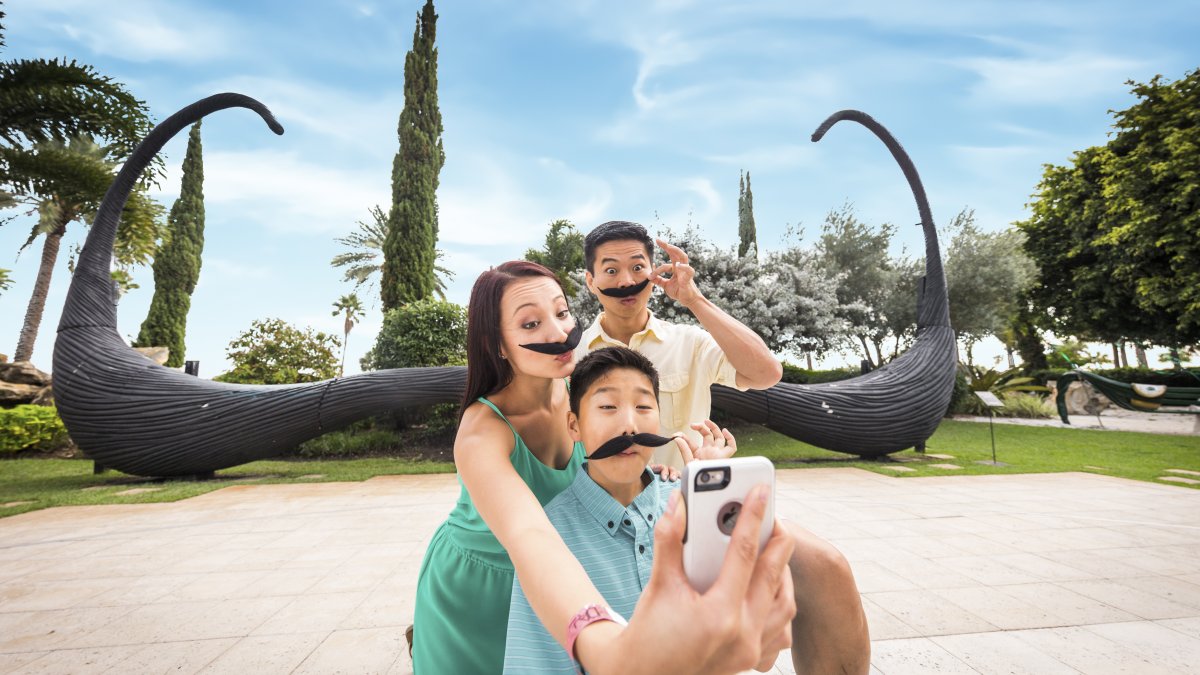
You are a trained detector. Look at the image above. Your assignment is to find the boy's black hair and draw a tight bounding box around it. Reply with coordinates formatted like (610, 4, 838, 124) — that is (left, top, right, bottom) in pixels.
(583, 221, 655, 274)
(570, 347, 660, 415)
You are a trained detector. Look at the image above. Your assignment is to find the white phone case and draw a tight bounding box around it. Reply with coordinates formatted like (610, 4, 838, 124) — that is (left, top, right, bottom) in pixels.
(682, 456, 775, 593)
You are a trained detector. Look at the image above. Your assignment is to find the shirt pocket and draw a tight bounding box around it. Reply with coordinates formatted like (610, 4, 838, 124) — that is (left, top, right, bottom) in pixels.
(658, 372, 690, 431)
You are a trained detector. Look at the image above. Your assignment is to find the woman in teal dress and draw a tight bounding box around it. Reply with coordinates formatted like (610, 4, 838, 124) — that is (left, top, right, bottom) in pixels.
(410, 260, 797, 674)
(412, 260, 586, 673)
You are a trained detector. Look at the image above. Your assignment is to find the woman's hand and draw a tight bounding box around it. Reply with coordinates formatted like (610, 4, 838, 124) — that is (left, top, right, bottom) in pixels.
(576, 484, 796, 674)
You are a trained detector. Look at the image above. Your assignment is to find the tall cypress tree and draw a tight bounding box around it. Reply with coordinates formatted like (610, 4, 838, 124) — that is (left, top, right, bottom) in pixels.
(381, 0, 444, 311)
(738, 170, 758, 257)
(135, 121, 204, 367)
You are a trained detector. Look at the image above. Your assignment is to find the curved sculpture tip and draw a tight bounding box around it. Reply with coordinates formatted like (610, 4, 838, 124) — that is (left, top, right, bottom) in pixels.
(810, 109, 868, 143)
(211, 92, 285, 135)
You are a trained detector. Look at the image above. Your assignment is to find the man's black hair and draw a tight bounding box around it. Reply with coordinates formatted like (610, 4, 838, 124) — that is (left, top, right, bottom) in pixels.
(583, 220, 655, 274)
(570, 346, 660, 415)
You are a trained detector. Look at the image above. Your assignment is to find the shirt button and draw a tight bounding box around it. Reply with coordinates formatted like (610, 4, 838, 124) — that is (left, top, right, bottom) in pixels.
(639, 544, 645, 554)
(607, 521, 614, 528)
(623, 519, 631, 526)
(647, 514, 654, 521)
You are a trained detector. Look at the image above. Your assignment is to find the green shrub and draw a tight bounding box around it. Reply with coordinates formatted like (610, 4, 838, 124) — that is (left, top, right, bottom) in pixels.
(780, 363, 860, 385)
(0, 405, 71, 453)
(946, 368, 975, 416)
(361, 300, 467, 431)
(294, 428, 401, 458)
(1024, 368, 1070, 387)
(214, 318, 340, 384)
(1027, 367, 1200, 388)
(998, 392, 1054, 419)
(362, 299, 467, 371)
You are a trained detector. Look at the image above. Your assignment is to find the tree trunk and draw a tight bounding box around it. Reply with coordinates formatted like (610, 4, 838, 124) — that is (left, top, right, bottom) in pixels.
(1118, 340, 1129, 368)
(1006, 347, 1015, 369)
(14, 216, 69, 363)
(872, 340, 885, 367)
(1135, 344, 1149, 368)
(1169, 346, 1182, 371)
(857, 335, 875, 368)
(1111, 343, 1121, 367)
(339, 331, 349, 377)
(805, 353, 812, 370)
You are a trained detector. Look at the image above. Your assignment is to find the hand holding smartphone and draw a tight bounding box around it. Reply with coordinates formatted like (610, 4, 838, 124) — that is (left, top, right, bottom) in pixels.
(681, 456, 776, 593)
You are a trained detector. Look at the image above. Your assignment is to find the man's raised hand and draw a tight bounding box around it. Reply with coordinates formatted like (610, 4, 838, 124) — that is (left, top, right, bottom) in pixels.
(649, 238, 702, 307)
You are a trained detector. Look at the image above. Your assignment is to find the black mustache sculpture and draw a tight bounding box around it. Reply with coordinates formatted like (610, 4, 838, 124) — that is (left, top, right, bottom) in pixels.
(52, 97, 953, 477)
(599, 279, 650, 298)
(519, 324, 582, 355)
(586, 433, 675, 460)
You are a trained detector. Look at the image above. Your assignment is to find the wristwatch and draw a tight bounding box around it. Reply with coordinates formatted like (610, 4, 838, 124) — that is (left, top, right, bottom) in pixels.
(566, 603, 628, 674)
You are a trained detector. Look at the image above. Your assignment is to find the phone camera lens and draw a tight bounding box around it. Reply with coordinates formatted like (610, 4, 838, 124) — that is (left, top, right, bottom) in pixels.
(699, 472, 711, 484)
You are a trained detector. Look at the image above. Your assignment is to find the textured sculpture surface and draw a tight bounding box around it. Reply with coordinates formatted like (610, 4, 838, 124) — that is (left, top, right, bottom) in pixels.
(54, 96, 955, 476)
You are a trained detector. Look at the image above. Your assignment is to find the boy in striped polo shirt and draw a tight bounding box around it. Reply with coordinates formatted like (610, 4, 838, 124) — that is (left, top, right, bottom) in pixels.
(503, 346, 736, 673)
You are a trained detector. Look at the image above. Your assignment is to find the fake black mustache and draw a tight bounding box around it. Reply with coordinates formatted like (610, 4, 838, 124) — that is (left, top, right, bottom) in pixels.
(519, 324, 583, 355)
(587, 432, 675, 460)
(599, 279, 650, 298)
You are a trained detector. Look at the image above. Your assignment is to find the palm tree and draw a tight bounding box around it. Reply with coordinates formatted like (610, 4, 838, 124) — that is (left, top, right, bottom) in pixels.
(331, 204, 454, 305)
(6, 137, 163, 362)
(332, 293, 366, 376)
(1, 8, 160, 363)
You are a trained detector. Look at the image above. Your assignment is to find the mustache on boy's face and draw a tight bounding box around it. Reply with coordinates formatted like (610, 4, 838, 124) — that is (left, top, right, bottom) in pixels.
(587, 432, 674, 460)
(519, 324, 582, 355)
(599, 278, 650, 298)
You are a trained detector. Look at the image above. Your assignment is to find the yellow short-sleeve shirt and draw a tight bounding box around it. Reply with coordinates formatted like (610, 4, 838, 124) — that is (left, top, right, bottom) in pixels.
(574, 312, 747, 470)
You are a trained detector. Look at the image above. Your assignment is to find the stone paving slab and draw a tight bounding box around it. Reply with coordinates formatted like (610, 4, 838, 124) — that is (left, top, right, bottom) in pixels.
(0, 469, 1198, 674)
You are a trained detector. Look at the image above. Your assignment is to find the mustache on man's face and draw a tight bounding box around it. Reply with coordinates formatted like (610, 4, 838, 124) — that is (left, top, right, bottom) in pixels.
(599, 278, 650, 298)
(518, 324, 582, 355)
(587, 432, 674, 460)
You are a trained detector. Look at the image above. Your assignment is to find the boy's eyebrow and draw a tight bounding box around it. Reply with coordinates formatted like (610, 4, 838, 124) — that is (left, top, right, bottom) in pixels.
(590, 384, 656, 397)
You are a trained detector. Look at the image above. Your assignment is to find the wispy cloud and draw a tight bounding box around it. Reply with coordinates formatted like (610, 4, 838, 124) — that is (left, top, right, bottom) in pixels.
(195, 75, 403, 155)
(958, 52, 1146, 106)
(202, 150, 387, 235)
(20, 0, 242, 63)
(703, 144, 819, 171)
(438, 151, 612, 246)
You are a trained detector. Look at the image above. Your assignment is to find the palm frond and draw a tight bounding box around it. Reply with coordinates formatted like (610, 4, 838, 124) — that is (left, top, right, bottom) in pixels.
(0, 58, 154, 163)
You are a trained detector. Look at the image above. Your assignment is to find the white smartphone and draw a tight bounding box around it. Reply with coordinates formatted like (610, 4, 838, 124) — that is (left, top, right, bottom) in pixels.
(682, 456, 776, 593)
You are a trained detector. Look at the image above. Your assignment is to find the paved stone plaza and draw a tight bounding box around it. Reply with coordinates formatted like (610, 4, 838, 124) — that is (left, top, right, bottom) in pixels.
(1, 468, 1198, 674)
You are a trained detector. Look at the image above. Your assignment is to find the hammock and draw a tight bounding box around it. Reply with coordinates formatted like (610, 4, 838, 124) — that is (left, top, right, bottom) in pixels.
(1055, 369, 1200, 424)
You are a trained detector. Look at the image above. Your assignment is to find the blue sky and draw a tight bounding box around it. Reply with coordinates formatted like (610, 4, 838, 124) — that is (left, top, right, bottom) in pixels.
(2, 0, 1197, 375)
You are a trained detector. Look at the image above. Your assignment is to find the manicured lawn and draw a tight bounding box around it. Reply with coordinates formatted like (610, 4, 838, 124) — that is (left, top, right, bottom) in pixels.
(2, 419, 1197, 518)
(741, 419, 1200, 486)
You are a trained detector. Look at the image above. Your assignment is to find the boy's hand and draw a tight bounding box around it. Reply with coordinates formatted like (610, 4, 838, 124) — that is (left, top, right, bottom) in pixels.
(692, 420, 736, 460)
(649, 464, 681, 482)
(670, 420, 737, 464)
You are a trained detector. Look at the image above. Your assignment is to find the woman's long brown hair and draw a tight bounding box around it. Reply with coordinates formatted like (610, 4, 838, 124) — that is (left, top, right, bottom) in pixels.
(461, 260, 565, 416)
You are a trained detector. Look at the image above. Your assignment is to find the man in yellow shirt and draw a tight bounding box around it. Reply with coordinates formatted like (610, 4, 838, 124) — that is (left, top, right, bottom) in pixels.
(574, 220, 784, 469)
(574, 220, 872, 674)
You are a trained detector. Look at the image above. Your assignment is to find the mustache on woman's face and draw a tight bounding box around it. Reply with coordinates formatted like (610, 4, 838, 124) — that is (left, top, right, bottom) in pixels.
(587, 432, 674, 460)
(599, 278, 650, 298)
(519, 324, 583, 355)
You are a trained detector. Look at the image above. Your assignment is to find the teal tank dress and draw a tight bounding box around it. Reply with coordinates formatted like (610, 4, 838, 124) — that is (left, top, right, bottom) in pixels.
(412, 397, 584, 674)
